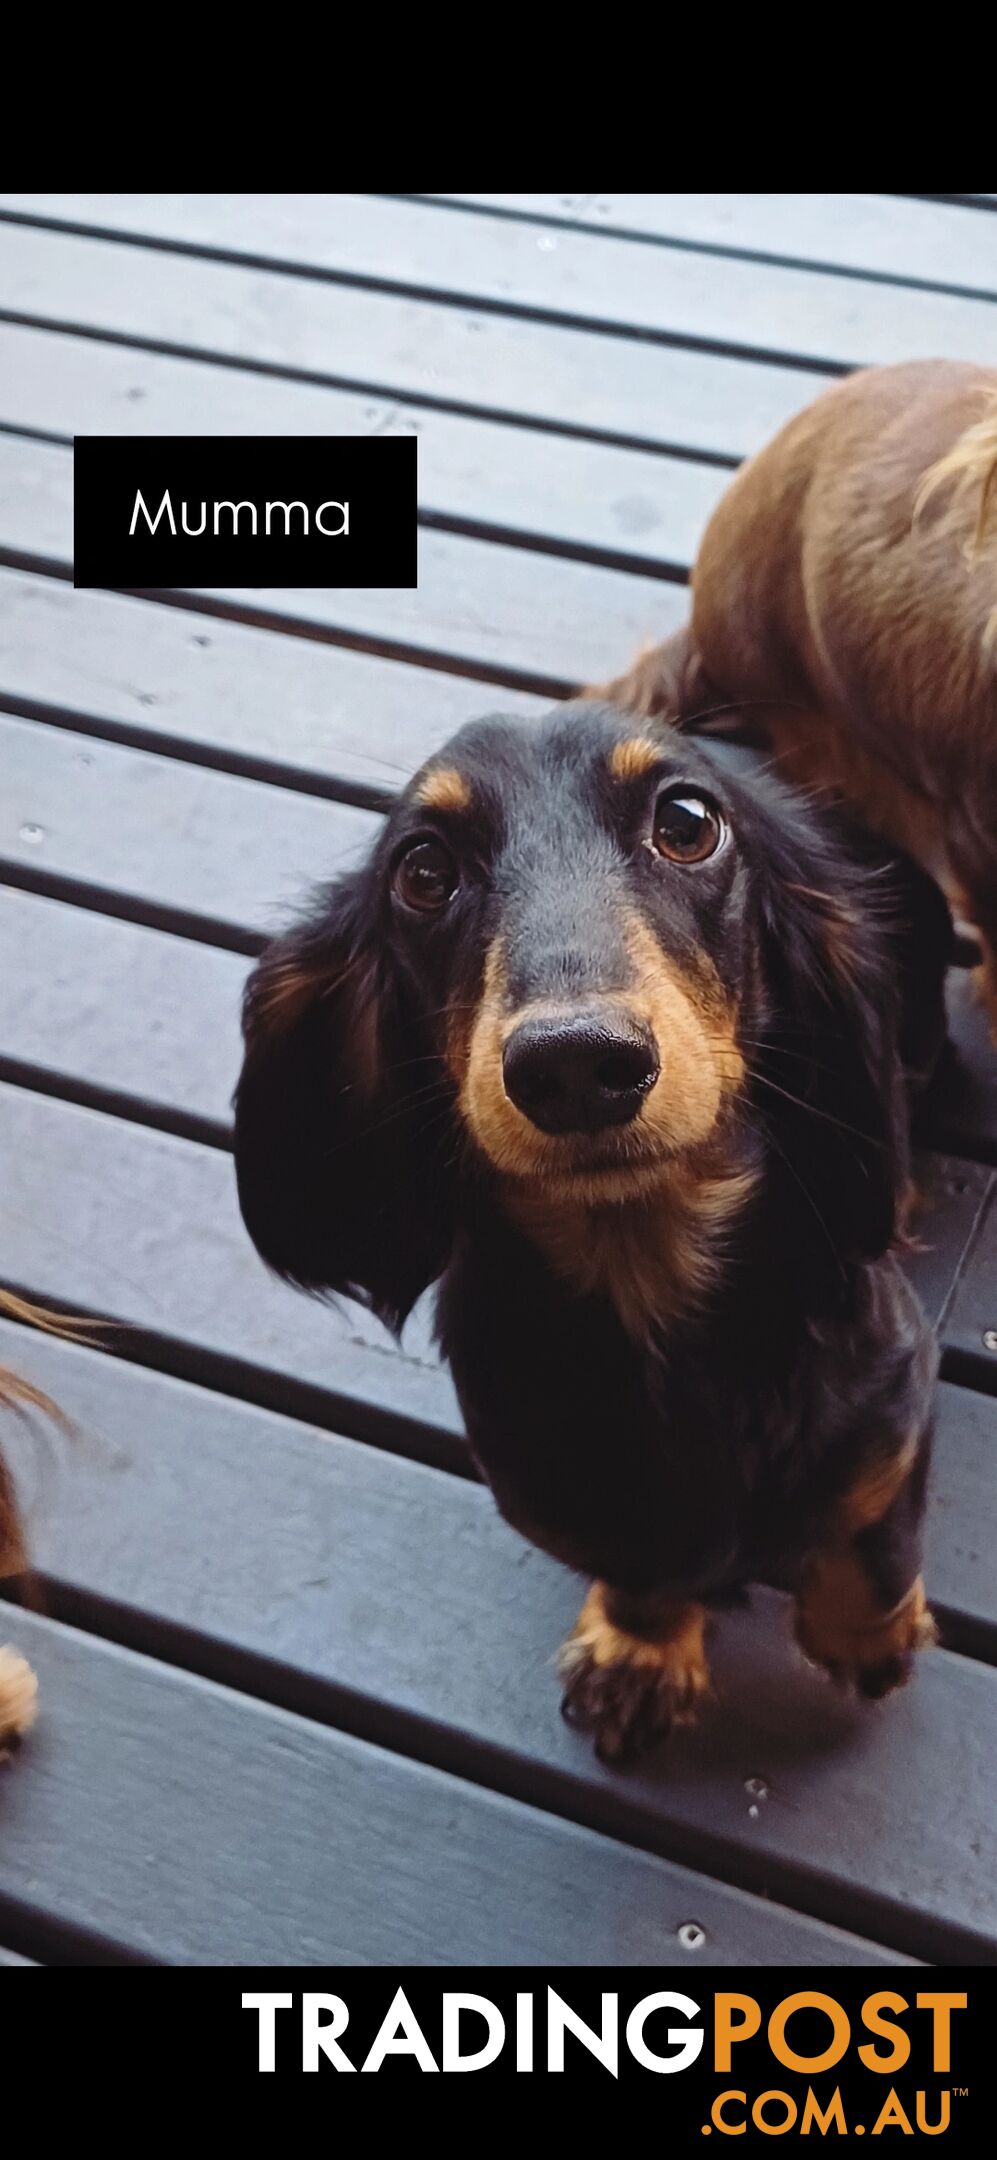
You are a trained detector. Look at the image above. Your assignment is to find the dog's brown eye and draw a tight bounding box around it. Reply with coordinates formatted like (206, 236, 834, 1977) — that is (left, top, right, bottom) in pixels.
(394, 838, 458, 913)
(652, 790, 726, 864)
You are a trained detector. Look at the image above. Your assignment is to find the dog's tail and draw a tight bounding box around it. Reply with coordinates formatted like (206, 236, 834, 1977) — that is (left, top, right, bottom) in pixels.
(1, 1289, 96, 1570)
(585, 623, 723, 727)
(0, 1288, 100, 1420)
(915, 385, 997, 562)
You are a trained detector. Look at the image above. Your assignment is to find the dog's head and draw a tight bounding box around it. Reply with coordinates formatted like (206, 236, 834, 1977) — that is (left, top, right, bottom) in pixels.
(234, 702, 919, 1330)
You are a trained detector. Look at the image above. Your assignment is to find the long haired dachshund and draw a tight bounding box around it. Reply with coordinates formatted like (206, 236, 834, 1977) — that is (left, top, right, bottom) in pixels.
(234, 703, 950, 1762)
(600, 359, 997, 1029)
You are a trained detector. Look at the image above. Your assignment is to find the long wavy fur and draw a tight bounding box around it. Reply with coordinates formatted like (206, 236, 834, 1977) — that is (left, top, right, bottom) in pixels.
(915, 386, 997, 560)
(0, 1291, 94, 1576)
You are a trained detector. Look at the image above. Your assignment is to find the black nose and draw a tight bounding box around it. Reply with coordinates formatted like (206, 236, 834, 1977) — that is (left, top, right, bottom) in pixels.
(502, 1011, 660, 1135)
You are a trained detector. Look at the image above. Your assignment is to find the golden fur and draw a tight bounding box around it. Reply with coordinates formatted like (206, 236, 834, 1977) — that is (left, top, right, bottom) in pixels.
(794, 1429, 935, 1686)
(415, 766, 473, 814)
(916, 384, 997, 563)
(608, 735, 664, 783)
(459, 926, 743, 1206)
(0, 1645, 37, 1750)
(795, 1566, 936, 1686)
(0, 1289, 91, 1748)
(558, 1583, 711, 1757)
(504, 1162, 757, 1345)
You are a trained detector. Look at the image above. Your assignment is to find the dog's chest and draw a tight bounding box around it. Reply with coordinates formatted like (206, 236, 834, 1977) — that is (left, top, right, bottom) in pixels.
(504, 1171, 755, 1347)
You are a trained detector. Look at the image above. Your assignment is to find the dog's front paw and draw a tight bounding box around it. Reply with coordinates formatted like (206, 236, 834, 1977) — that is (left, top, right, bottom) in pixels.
(557, 1586, 710, 1764)
(795, 1574, 937, 1700)
(0, 1644, 37, 1753)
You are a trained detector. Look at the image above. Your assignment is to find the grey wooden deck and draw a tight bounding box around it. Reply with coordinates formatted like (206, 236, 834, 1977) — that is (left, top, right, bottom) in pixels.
(0, 192, 995, 1965)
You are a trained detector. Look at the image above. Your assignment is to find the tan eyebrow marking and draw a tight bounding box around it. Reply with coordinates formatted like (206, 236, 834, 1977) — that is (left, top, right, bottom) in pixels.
(609, 737, 661, 783)
(415, 766, 473, 813)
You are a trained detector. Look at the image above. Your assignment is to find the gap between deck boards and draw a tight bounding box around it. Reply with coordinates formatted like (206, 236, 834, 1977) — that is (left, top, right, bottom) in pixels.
(0, 1329, 993, 1965)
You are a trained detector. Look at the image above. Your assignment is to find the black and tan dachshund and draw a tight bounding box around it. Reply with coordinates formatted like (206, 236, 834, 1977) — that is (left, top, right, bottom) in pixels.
(234, 702, 950, 1762)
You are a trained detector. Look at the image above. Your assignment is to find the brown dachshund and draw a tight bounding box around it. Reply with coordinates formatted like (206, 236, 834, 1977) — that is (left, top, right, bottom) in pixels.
(601, 360, 997, 1027)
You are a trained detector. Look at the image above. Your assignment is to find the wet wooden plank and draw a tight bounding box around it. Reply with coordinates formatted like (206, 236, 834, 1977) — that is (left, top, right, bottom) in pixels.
(0, 195, 991, 368)
(437, 194, 997, 296)
(0, 1329, 986, 1961)
(0, 1607, 901, 1967)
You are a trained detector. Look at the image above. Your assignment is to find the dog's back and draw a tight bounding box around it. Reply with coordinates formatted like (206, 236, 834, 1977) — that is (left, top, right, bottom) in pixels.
(604, 360, 997, 1026)
(692, 361, 997, 782)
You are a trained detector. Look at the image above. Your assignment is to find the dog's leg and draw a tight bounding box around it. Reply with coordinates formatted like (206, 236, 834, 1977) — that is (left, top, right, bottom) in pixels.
(558, 1581, 711, 1762)
(794, 1429, 936, 1699)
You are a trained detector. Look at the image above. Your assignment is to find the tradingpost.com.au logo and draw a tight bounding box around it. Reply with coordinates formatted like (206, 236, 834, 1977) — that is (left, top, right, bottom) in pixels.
(73, 435, 417, 588)
(241, 1981, 969, 2129)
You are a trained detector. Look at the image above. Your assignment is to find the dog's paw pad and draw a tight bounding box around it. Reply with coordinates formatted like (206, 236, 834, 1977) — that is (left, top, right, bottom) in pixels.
(0, 1645, 38, 1751)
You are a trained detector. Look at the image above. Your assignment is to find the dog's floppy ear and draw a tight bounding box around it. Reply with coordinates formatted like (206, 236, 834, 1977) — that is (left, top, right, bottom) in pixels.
(752, 798, 910, 1271)
(233, 869, 455, 1334)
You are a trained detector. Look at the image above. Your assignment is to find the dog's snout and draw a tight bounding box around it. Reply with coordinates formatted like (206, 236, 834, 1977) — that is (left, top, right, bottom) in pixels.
(502, 1011, 660, 1135)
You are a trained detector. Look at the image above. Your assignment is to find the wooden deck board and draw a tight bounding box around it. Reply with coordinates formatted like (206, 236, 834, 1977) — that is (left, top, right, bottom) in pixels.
(0, 888, 244, 1140)
(1, 194, 992, 368)
(0, 569, 548, 805)
(0, 191, 994, 1966)
(434, 193, 997, 297)
(0, 222, 829, 462)
(4, 1313, 996, 1676)
(0, 321, 728, 575)
(939, 1188, 997, 1392)
(0, 1068, 989, 1450)
(0, 1606, 909, 1968)
(0, 711, 377, 949)
(0, 432, 688, 695)
(0, 1079, 464, 1462)
(0, 1326, 987, 1961)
